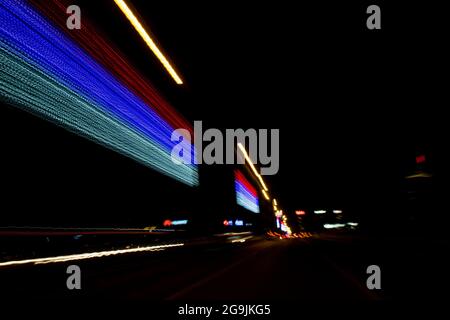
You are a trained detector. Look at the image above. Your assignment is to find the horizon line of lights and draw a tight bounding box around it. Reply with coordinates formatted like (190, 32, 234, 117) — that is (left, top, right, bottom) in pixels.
(0, 243, 184, 267)
(113, 0, 183, 84)
(0, 1, 197, 185)
(237, 143, 268, 192)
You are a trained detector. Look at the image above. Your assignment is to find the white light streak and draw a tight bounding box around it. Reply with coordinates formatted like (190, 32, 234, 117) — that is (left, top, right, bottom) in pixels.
(0, 243, 184, 267)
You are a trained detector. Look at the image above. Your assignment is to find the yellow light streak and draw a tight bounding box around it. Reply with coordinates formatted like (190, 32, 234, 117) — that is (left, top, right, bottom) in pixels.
(113, 0, 183, 84)
(237, 143, 268, 191)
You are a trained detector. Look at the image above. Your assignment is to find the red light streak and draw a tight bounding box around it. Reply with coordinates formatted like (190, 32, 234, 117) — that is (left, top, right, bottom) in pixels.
(31, 0, 193, 136)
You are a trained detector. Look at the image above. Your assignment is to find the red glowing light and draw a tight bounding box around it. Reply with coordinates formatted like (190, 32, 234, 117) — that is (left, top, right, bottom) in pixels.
(416, 155, 426, 164)
(223, 220, 229, 226)
(296, 210, 306, 216)
(163, 220, 172, 227)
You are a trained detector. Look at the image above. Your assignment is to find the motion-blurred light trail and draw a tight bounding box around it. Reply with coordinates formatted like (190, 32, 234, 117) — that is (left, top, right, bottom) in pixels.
(0, 0, 197, 185)
(323, 223, 346, 229)
(31, 0, 192, 135)
(237, 143, 268, 191)
(113, 0, 183, 84)
(0, 243, 184, 267)
(235, 170, 260, 213)
(231, 235, 253, 243)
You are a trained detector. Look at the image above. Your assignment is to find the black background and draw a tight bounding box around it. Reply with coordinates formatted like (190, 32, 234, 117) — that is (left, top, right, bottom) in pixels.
(1, 1, 446, 231)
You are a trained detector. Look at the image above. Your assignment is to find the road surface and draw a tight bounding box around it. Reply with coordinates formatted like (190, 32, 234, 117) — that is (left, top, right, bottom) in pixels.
(1, 233, 448, 302)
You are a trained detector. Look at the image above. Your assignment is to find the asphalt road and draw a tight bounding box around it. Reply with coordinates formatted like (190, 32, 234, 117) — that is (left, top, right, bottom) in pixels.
(1, 233, 449, 302)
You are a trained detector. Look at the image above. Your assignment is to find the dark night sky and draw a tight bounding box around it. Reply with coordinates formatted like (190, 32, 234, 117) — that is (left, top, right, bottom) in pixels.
(104, 1, 445, 214)
(1, 1, 446, 228)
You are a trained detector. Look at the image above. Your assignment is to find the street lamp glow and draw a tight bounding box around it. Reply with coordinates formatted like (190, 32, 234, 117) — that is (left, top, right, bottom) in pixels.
(113, 0, 183, 84)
